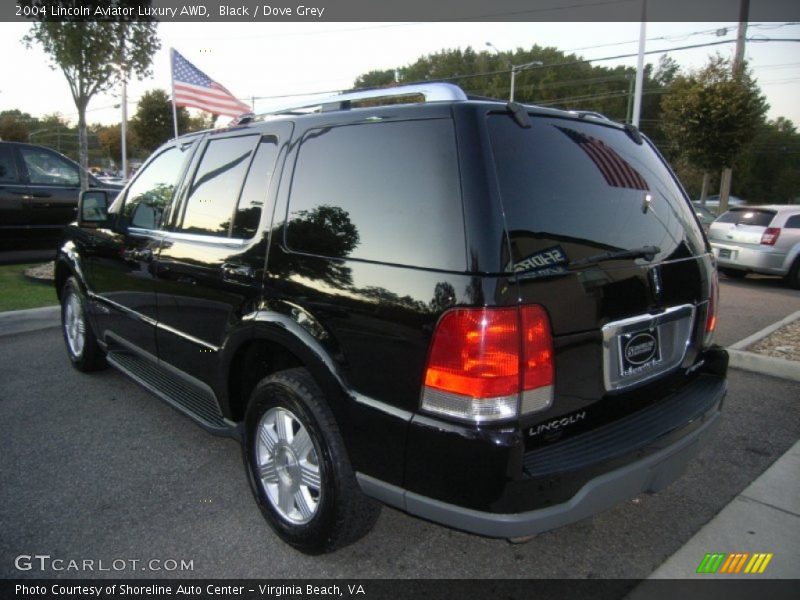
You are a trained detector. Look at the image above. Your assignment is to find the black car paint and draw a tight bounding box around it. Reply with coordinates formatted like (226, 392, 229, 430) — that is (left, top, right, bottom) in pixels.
(56, 100, 725, 522)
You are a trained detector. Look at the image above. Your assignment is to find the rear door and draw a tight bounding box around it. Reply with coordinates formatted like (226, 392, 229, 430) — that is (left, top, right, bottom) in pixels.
(16, 144, 81, 229)
(486, 112, 711, 406)
(153, 128, 288, 385)
(0, 144, 29, 240)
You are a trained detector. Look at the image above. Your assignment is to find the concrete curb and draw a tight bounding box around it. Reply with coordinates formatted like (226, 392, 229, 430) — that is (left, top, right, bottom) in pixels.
(627, 440, 800, 587)
(0, 305, 60, 336)
(727, 310, 800, 383)
(728, 349, 800, 383)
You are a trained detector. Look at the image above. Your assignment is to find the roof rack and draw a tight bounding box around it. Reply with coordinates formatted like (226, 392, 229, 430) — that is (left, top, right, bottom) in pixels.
(254, 82, 468, 119)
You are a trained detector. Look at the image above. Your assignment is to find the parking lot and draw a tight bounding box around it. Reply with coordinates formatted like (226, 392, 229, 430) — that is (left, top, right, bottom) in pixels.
(1, 277, 798, 579)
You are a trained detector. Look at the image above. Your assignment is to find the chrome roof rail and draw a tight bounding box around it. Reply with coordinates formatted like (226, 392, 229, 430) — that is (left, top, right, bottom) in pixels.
(256, 83, 468, 118)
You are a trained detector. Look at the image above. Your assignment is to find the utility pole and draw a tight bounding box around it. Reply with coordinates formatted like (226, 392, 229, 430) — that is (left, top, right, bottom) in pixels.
(718, 0, 749, 215)
(632, 0, 647, 128)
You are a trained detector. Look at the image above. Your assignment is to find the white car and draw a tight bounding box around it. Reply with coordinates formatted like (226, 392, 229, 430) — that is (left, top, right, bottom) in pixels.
(709, 205, 800, 288)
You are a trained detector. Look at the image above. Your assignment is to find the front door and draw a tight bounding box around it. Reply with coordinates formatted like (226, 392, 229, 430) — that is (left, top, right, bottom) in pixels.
(90, 142, 198, 357)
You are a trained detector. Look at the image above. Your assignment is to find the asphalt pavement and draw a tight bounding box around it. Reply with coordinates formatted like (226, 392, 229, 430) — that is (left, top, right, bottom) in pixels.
(0, 278, 798, 581)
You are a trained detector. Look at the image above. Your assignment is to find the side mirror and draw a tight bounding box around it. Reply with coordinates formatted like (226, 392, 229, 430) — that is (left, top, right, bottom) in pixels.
(78, 190, 110, 228)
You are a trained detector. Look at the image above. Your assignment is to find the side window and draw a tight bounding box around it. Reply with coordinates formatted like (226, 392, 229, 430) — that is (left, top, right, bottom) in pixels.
(285, 120, 465, 270)
(232, 138, 278, 239)
(0, 146, 18, 182)
(784, 214, 800, 229)
(122, 145, 191, 230)
(19, 146, 79, 186)
(178, 135, 259, 237)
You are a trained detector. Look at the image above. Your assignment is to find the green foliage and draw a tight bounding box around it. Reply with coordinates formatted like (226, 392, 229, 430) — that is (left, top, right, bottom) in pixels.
(661, 55, 767, 171)
(130, 89, 189, 153)
(130, 89, 215, 154)
(351, 45, 673, 142)
(733, 118, 800, 203)
(0, 264, 57, 312)
(96, 123, 139, 163)
(24, 6, 160, 188)
(0, 111, 31, 142)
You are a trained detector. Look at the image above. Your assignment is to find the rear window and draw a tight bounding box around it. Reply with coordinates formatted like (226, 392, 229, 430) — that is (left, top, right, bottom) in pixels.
(286, 119, 465, 270)
(488, 115, 706, 268)
(716, 209, 776, 227)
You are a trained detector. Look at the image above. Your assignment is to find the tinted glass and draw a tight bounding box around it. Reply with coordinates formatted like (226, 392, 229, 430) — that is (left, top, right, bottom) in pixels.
(784, 214, 800, 229)
(488, 115, 706, 269)
(286, 120, 465, 270)
(121, 145, 191, 230)
(716, 209, 776, 227)
(179, 135, 257, 237)
(0, 146, 17, 182)
(19, 147, 79, 186)
(232, 137, 278, 239)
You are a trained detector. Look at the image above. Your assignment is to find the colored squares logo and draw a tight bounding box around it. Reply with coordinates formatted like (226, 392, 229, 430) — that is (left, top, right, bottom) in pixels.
(696, 553, 774, 574)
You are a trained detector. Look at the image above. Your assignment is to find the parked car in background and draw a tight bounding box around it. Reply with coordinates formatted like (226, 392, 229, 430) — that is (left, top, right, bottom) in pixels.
(0, 141, 122, 247)
(692, 202, 716, 234)
(709, 205, 800, 288)
(694, 195, 746, 215)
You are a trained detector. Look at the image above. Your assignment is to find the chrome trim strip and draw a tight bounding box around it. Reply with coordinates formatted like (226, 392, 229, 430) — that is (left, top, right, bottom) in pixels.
(127, 227, 248, 248)
(154, 320, 219, 352)
(88, 292, 158, 327)
(352, 393, 414, 422)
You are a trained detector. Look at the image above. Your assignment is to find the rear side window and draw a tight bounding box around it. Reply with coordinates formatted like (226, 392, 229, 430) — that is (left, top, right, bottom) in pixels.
(716, 209, 776, 227)
(785, 214, 800, 229)
(488, 115, 706, 268)
(286, 120, 465, 271)
(179, 135, 259, 237)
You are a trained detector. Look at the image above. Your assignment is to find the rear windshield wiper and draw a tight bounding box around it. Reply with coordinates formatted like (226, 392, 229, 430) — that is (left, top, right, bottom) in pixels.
(568, 245, 660, 268)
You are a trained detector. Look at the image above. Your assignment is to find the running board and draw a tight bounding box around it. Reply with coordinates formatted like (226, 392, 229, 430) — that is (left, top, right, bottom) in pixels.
(107, 350, 238, 438)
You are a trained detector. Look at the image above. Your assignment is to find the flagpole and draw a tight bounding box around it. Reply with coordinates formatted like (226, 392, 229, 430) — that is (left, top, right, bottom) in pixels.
(170, 48, 179, 138)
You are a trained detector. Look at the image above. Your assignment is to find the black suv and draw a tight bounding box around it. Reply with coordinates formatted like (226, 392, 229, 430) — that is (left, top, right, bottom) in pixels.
(55, 83, 727, 554)
(0, 141, 121, 246)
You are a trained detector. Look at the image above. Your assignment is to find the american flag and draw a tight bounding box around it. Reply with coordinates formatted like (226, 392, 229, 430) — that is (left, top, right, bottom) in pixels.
(171, 49, 251, 117)
(557, 126, 649, 191)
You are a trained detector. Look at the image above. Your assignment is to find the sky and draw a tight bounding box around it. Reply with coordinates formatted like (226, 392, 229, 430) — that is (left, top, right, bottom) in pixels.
(1, 21, 799, 131)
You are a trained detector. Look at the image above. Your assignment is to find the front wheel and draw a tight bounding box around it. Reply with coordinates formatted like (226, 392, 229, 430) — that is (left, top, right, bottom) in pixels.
(61, 277, 106, 372)
(786, 259, 800, 290)
(243, 368, 380, 554)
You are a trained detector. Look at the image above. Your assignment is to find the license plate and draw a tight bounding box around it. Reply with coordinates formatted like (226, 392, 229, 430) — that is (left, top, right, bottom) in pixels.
(718, 248, 732, 259)
(619, 327, 662, 377)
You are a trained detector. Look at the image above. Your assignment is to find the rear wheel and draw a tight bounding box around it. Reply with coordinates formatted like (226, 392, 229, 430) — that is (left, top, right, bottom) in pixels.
(61, 277, 106, 371)
(243, 368, 380, 554)
(720, 268, 747, 279)
(786, 259, 800, 290)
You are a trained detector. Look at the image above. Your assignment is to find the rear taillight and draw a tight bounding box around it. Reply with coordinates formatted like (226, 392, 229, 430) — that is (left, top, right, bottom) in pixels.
(704, 270, 719, 345)
(421, 305, 554, 423)
(761, 227, 781, 246)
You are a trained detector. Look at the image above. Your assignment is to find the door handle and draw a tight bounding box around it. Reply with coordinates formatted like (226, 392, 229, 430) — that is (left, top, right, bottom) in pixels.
(123, 248, 153, 262)
(221, 263, 254, 282)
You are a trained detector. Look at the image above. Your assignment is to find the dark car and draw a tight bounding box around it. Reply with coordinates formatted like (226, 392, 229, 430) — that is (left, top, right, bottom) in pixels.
(54, 83, 727, 554)
(0, 141, 121, 247)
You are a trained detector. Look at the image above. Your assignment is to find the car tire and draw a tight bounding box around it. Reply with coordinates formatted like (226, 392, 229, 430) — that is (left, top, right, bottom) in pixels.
(61, 277, 107, 372)
(786, 259, 800, 290)
(720, 268, 747, 279)
(243, 368, 381, 554)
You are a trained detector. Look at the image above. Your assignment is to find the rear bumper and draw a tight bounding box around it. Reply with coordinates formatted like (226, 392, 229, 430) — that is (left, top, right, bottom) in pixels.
(359, 404, 719, 537)
(358, 356, 727, 538)
(712, 243, 787, 275)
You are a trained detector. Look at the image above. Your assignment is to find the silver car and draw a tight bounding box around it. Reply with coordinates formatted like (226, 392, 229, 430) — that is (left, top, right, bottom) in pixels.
(709, 205, 800, 288)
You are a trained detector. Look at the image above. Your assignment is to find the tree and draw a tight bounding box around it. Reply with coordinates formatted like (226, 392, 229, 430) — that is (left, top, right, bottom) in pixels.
(24, 4, 160, 189)
(97, 123, 139, 164)
(734, 118, 800, 203)
(130, 89, 191, 153)
(0, 110, 32, 142)
(660, 55, 767, 209)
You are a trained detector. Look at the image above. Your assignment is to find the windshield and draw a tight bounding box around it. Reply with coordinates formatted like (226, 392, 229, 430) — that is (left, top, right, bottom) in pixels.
(488, 114, 706, 272)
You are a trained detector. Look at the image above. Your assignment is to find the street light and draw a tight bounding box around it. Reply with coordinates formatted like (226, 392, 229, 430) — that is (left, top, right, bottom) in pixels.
(486, 42, 543, 102)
